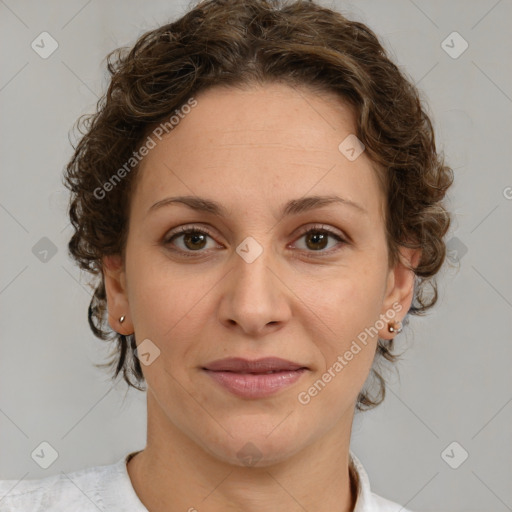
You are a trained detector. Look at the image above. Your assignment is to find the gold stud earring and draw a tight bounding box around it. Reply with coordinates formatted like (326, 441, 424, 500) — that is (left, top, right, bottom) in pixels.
(387, 320, 402, 334)
(119, 315, 125, 324)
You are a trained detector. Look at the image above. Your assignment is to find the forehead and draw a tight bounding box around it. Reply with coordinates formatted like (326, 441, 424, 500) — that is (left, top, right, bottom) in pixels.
(131, 82, 384, 221)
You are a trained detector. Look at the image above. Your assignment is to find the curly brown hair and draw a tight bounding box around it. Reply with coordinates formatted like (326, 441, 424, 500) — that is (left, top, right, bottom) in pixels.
(63, 0, 453, 411)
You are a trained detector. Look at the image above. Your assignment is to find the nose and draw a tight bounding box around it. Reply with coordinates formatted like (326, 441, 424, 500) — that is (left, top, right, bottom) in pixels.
(217, 240, 292, 337)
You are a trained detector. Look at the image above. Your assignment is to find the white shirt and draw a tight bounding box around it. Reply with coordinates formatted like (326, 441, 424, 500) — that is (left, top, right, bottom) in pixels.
(0, 450, 413, 511)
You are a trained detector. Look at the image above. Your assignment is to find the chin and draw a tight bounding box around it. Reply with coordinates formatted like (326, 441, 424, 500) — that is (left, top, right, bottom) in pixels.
(198, 423, 308, 468)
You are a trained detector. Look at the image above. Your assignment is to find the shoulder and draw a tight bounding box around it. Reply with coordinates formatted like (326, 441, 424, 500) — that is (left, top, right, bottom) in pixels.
(350, 451, 416, 512)
(371, 492, 415, 512)
(0, 458, 123, 512)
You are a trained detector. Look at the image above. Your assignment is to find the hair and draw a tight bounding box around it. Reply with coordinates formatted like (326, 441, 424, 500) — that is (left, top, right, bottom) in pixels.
(63, 0, 453, 411)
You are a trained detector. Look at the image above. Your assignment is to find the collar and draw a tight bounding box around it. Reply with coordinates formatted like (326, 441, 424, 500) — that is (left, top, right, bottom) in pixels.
(349, 449, 375, 511)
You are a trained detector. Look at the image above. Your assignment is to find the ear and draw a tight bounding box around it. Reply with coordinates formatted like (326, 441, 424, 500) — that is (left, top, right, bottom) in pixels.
(102, 254, 133, 336)
(379, 246, 422, 340)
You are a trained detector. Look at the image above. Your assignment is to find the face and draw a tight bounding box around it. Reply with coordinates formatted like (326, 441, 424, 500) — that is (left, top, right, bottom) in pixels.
(103, 82, 419, 467)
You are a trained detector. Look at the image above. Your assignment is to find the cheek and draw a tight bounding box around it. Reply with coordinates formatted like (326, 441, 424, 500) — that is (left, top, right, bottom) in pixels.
(126, 246, 194, 330)
(125, 254, 213, 375)
(300, 278, 380, 411)
(296, 268, 383, 394)
(301, 269, 383, 339)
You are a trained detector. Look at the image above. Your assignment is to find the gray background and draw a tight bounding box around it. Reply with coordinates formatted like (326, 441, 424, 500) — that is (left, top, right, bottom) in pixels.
(1, 1, 511, 511)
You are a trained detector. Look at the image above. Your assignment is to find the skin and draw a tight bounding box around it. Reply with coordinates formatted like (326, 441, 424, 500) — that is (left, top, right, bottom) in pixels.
(103, 82, 421, 512)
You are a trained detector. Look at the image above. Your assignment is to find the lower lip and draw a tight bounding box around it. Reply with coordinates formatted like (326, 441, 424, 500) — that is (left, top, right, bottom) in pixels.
(203, 369, 308, 398)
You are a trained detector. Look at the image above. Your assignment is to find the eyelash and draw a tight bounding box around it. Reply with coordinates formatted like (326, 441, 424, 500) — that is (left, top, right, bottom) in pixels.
(163, 224, 348, 258)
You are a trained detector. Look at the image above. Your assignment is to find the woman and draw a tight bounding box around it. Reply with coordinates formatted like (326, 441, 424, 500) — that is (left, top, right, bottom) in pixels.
(0, 0, 453, 510)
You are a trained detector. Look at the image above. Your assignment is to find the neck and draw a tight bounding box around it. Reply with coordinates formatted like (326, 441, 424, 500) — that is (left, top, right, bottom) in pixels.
(127, 393, 359, 512)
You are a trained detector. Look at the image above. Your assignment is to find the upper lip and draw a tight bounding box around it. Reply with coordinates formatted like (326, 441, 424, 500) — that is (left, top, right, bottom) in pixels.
(203, 357, 308, 373)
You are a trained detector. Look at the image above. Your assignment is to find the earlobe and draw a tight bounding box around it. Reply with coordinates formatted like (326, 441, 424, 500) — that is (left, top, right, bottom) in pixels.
(380, 246, 422, 339)
(102, 254, 133, 335)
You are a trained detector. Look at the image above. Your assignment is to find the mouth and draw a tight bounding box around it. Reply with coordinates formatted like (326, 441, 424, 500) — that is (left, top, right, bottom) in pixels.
(203, 356, 308, 373)
(202, 357, 309, 398)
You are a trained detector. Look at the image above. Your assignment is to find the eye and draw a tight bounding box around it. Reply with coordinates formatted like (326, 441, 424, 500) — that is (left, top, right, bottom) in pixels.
(163, 225, 218, 256)
(163, 223, 348, 257)
(291, 224, 347, 256)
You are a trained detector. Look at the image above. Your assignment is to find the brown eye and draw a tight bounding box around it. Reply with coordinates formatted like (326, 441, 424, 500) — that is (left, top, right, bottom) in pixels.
(163, 223, 347, 258)
(180, 231, 208, 250)
(292, 225, 347, 256)
(304, 231, 330, 251)
(164, 226, 217, 254)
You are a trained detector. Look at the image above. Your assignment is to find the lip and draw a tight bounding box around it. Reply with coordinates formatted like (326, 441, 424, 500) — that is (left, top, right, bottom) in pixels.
(203, 357, 307, 373)
(202, 357, 309, 399)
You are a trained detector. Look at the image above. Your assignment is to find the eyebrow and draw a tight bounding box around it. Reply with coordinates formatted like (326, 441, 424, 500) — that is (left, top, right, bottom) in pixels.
(147, 194, 367, 219)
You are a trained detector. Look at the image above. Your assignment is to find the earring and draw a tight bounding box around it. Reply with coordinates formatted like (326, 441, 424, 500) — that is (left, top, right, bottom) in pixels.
(387, 320, 402, 334)
(119, 315, 125, 324)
